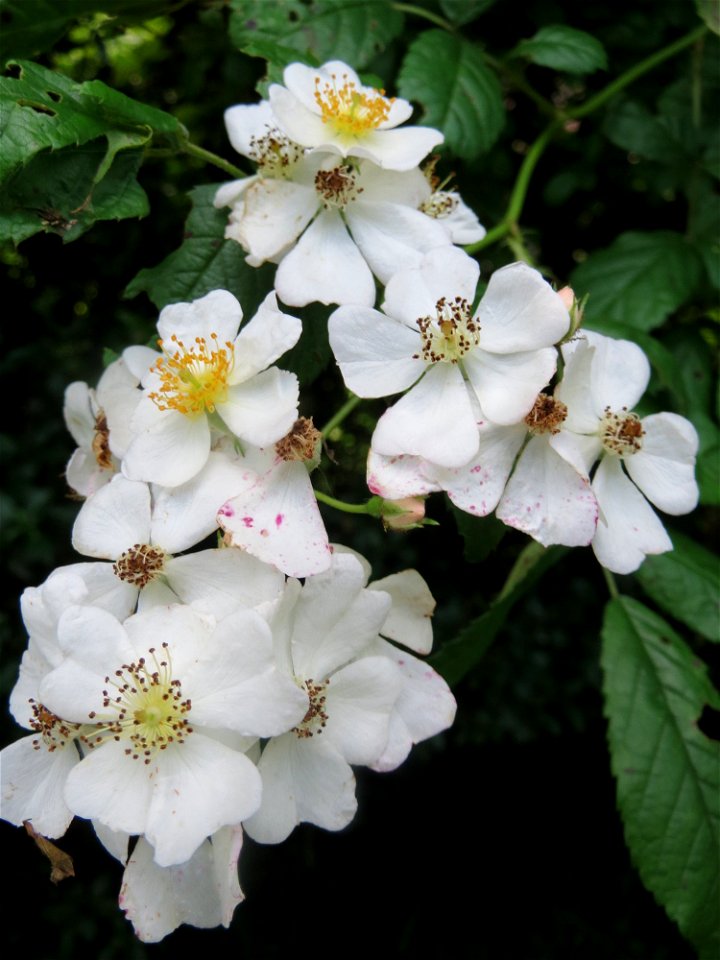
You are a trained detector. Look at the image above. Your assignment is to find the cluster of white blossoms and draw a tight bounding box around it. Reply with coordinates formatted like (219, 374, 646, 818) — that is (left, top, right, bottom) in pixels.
(0, 57, 700, 943)
(331, 247, 699, 574)
(0, 279, 455, 939)
(214, 60, 485, 307)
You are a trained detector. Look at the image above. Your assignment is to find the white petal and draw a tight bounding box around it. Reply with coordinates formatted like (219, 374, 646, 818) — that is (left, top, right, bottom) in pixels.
(625, 413, 699, 515)
(158, 290, 242, 347)
(367, 449, 442, 500)
(219, 460, 332, 578)
(233, 178, 318, 262)
(369, 570, 436, 654)
(97, 356, 148, 458)
(149, 450, 246, 554)
(477, 262, 570, 353)
(324, 656, 402, 765)
(372, 365, 480, 467)
(592, 456, 672, 574)
(244, 735, 356, 843)
(431, 193, 486, 244)
(346, 201, 450, 285)
(351, 126, 444, 171)
(496, 435, 598, 546)
(434, 420, 526, 516)
(356, 162, 430, 206)
(218, 368, 299, 447)
(63, 381, 95, 447)
(382, 246, 480, 329)
(120, 829, 243, 943)
(230, 291, 302, 382)
(274, 209, 376, 307)
(164, 549, 284, 618)
(555, 338, 601, 434)
(65, 447, 114, 498)
(145, 736, 261, 867)
(123, 401, 211, 487)
(269, 83, 334, 149)
(328, 304, 424, 397)
(224, 100, 279, 158)
(1, 736, 77, 838)
(572, 330, 650, 414)
(72, 476, 151, 559)
(214, 176, 256, 209)
(189, 610, 308, 736)
(290, 553, 391, 680)
(464, 347, 557, 425)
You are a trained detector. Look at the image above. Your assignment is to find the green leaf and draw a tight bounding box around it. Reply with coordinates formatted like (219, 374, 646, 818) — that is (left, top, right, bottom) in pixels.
(602, 597, 720, 958)
(694, 412, 720, 506)
(277, 300, 332, 387)
(0, 0, 173, 65)
(229, 0, 404, 70)
(0, 140, 148, 244)
(635, 530, 720, 642)
(603, 99, 686, 165)
(513, 25, 608, 74)
(398, 30, 504, 159)
(0, 61, 182, 182)
(125, 183, 275, 314)
(438, 0, 498, 25)
(452, 507, 506, 563)
(695, 0, 720, 35)
(570, 231, 704, 333)
(430, 544, 565, 685)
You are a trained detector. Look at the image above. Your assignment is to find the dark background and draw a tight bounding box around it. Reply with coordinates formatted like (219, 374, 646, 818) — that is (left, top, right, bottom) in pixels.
(1, 0, 714, 956)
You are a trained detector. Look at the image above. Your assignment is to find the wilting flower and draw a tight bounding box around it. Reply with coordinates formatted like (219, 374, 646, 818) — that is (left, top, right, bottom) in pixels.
(122, 290, 300, 487)
(268, 60, 443, 171)
(329, 247, 570, 467)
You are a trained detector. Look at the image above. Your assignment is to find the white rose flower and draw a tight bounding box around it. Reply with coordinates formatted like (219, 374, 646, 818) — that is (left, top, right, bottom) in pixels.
(268, 60, 443, 171)
(122, 289, 301, 487)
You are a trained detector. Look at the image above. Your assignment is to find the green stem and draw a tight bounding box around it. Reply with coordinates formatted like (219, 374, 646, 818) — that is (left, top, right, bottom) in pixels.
(391, 2, 454, 32)
(569, 25, 707, 120)
(321, 394, 362, 437)
(466, 123, 558, 254)
(602, 567, 620, 600)
(314, 490, 374, 515)
(180, 140, 247, 179)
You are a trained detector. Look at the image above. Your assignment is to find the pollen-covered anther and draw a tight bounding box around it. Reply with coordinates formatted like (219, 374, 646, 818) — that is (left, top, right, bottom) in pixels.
(275, 417, 321, 462)
(113, 543, 167, 588)
(28, 699, 81, 752)
(314, 165, 362, 207)
(83, 643, 192, 763)
(525, 394, 568, 435)
(292, 678, 330, 739)
(313, 73, 393, 135)
(248, 127, 304, 177)
(148, 332, 234, 417)
(91, 411, 113, 469)
(420, 191, 459, 220)
(413, 296, 479, 364)
(601, 406, 645, 456)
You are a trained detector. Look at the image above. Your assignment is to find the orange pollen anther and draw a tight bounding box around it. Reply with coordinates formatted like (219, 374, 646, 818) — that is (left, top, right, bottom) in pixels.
(148, 333, 234, 417)
(313, 73, 393, 135)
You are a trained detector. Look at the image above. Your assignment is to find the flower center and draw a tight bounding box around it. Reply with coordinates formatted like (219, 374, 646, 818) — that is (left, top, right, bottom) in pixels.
(91, 411, 113, 469)
(314, 165, 362, 208)
(248, 129, 304, 178)
(275, 417, 321, 463)
(420, 191, 458, 220)
(525, 394, 568, 435)
(313, 74, 393, 135)
(28, 699, 81, 752)
(113, 543, 167, 588)
(84, 643, 192, 763)
(292, 678, 329, 739)
(413, 297, 479, 364)
(600, 407, 644, 456)
(148, 333, 234, 417)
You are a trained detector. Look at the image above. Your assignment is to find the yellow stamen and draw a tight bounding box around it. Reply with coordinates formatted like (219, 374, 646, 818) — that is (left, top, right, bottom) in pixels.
(148, 333, 234, 418)
(314, 73, 393, 136)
